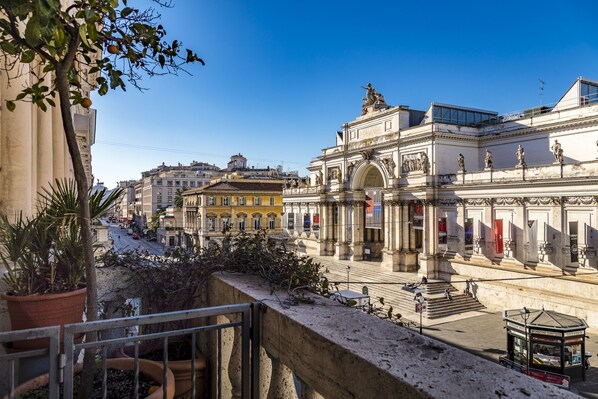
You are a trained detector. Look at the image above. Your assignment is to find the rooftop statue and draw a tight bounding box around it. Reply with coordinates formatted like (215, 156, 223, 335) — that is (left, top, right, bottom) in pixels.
(361, 83, 388, 115)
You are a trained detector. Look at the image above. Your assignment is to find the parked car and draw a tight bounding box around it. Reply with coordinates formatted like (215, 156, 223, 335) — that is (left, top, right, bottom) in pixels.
(132, 232, 140, 239)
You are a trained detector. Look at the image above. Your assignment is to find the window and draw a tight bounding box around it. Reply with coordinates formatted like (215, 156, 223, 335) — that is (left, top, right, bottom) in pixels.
(222, 196, 230, 206)
(237, 214, 246, 231)
(269, 197, 275, 206)
(207, 216, 216, 231)
(253, 197, 261, 206)
(167, 181, 173, 187)
(268, 215, 276, 230)
(183, 181, 188, 187)
(238, 197, 246, 206)
(156, 180, 162, 186)
(221, 216, 231, 231)
(252, 214, 262, 230)
(531, 342, 561, 368)
(565, 342, 583, 367)
(190, 181, 195, 187)
(167, 196, 172, 202)
(175, 181, 180, 186)
(208, 196, 216, 206)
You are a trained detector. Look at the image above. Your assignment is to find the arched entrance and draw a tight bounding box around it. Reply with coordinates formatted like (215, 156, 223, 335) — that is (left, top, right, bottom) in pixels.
(361, 166, 385, 260)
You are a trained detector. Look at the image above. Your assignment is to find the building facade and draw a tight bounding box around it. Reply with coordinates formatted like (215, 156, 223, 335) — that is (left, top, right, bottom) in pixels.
(139, 161, 223, 221)
(283, 77, 598, 327)
(0, 71, 95, 219)
(183, 178, 285, 249)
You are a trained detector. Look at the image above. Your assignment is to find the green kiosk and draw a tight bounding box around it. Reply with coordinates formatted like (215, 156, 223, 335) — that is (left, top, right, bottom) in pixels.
(502, 308, 588, 384)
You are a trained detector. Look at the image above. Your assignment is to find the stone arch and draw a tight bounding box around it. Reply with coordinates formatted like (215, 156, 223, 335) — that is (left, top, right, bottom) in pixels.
(351, 161, 389, 191)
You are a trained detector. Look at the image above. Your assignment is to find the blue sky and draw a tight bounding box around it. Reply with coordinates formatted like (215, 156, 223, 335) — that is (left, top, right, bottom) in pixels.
(92, 0, 598, 188)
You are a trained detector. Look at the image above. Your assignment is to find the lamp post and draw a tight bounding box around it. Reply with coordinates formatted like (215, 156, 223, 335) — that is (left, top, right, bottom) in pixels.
(520, 307, 531, 370)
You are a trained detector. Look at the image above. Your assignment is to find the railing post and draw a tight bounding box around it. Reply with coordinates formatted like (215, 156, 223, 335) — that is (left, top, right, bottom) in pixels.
(265, 353, 297, 399)
(300, 380, 325, 399)
(227, 315, 242, 399)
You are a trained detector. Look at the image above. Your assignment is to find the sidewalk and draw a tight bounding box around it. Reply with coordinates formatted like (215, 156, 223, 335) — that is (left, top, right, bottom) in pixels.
(312, 255, 598, 398)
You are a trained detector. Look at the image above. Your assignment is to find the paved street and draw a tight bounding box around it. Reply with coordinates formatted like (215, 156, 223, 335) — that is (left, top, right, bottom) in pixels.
(311, 255, 598, 398)
(105, 224, 164, 256)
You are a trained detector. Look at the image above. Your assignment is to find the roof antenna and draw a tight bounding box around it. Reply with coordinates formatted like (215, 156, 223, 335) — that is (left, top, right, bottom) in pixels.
(539, 79, 545, 106)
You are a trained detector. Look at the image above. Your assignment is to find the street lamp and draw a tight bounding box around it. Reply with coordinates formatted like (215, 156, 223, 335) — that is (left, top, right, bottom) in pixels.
(520, 307, 531, 370)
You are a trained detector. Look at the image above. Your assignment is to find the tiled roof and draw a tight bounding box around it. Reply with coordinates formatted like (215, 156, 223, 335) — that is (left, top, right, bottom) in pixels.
(191, 180, 283, 193)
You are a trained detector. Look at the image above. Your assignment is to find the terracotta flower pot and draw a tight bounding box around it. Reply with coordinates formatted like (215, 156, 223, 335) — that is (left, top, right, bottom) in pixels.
(2, 358, 175, 399)
(1, 287, 87, 350)
(119, 341, 207, 399)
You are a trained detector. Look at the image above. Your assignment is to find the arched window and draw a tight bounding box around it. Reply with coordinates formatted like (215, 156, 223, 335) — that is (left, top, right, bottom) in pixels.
(267, 213, 277, 230)
(220, 213, 231, 231)
(252, 213, 262, 230)
(237, 213, 247, 231)
(206, 213, 217, 231)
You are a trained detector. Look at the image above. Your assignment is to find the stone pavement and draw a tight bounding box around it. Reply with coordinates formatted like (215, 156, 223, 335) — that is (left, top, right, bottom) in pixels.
(311, 255, 598, 398)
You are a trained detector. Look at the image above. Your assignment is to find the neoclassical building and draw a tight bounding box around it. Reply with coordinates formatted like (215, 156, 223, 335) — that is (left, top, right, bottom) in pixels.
(283, 77, 598, 327)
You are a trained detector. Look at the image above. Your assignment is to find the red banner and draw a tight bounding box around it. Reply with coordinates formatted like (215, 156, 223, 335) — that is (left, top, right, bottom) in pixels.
(494, 219, 503, 254)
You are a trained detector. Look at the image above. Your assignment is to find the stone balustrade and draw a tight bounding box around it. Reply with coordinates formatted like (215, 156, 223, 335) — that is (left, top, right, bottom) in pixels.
(206, 273, 577, 399)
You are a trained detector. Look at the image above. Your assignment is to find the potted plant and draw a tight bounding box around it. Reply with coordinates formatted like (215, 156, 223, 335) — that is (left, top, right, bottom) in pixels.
(0, 179, 121, 350)
(3, 358, 175, 399)
(102, 230, 327, 398)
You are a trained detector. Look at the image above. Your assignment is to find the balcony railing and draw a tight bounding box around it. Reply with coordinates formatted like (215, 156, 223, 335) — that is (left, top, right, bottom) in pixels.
(1, 272, 578, 398)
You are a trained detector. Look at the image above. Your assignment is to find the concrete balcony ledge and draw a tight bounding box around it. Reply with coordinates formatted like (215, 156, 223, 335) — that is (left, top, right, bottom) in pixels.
(208, 273, 576, 398)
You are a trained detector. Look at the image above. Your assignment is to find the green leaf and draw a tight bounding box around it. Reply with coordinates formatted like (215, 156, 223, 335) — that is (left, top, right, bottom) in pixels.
(5, 101, 15, 112)
(78, 24, 89, 47)
(121, 7, 133, 17)
(20, 50, 35, 63)
(0, 41, 17, 55)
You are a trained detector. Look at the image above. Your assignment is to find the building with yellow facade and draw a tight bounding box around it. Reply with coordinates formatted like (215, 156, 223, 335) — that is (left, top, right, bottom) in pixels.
(182, 179, 284, 249)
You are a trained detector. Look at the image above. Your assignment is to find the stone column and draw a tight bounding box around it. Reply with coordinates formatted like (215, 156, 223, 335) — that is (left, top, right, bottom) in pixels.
(334, 197, 347, 260)
(265, 354, 297, 399)
(299, 380, 325, 399)
(227, 323, 242, 399)
(351, 192, 365, 261)
(1, 64, 33, 218)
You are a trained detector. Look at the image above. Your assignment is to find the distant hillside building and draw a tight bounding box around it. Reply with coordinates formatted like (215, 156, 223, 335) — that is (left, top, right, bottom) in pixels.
(283, 77, 598, 327)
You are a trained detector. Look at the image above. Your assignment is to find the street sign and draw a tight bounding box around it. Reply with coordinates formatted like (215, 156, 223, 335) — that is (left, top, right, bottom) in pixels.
(415, 302, 427, 313)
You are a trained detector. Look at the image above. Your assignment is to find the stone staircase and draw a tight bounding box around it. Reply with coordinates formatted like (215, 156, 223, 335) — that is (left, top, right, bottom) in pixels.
(318, 257, 485, 323)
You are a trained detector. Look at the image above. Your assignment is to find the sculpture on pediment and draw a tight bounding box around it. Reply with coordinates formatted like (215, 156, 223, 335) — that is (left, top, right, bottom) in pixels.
(457, 153, 465, 172)
(360, 149, 374, 162)
(381, 157, 396, 178)
(315, 171, 323, 186)
(551, 140, 563, 163)
(347, 161, 356, 178)
(421, 152, 429, 174)
(361, 83, 388, 115)
(484, 149, 493, 169)
(516, 145, 525, 167)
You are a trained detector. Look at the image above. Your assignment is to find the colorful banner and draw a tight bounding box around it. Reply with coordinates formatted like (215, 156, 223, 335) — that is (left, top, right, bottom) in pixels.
(312, 213, 320, 231)
(365, 189, 382, 229)
(303, 213, 311, 231)
(464, 218, 473, 251)
(413, 202, 424, 230)
(438, 217, 447, 249)
(494, 219, 503, 254)
(569, 221, 578, 263)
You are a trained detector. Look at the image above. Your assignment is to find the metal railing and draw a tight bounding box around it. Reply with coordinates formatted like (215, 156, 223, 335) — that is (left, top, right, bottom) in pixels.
(1, 302, 261, 399)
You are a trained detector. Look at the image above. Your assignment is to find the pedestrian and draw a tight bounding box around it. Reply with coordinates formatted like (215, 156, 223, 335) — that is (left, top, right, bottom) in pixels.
(118, 235, 121, 241)
(421, 276, 428, 285)
(444, 288, 453, 300)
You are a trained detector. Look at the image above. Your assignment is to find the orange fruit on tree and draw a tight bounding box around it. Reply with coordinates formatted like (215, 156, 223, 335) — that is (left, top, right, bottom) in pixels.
(107, 44, 119, 54)
(81, 98, 92, 108)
